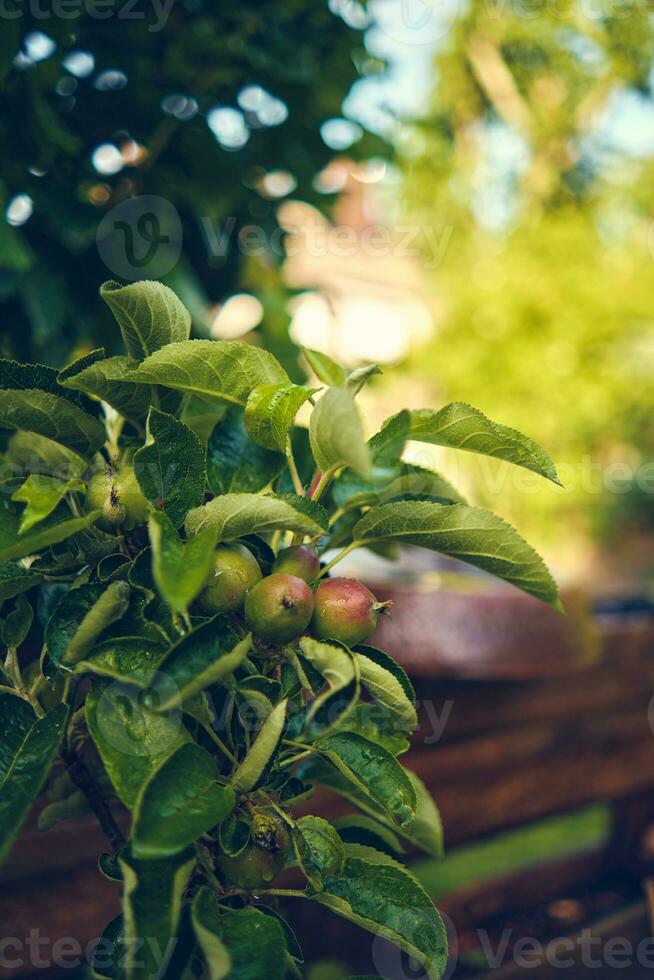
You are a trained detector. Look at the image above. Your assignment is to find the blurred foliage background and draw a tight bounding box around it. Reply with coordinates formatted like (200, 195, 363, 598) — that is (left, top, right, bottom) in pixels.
(0, 0, 652, 587)
(0, 1, 388, 371)
(400, 0, 654, 584)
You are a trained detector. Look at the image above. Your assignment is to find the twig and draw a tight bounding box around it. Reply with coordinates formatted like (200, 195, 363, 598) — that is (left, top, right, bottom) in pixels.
(63, 747, 125, 853)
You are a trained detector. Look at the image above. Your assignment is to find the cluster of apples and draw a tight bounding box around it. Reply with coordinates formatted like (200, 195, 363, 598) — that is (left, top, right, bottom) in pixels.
(199, 541, 388, 648)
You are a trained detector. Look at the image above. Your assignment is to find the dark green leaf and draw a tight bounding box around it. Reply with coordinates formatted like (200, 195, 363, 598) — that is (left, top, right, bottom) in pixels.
(100, 280, 191, 361)
(0, 561, 43, 600)
(74, 636, 168, 687)
(353, 501, 559, 605)
(370, 403, 560, 484)
(316, 732, 416, 829)
(133, 743, 235, 859)
(60, 353, 152, 424)
(92, 915, 123, 979)
(1, 593, 33, 647)
(207, 407, 285, 495)
(148, 510, 218, 615)
(244, 383, 316, 452)
(46, 581, 131, 668)
(0, 696, 66, 862)
(192, 890, 287, 980)
(190, 888, 231, 980)
(0, 497, 99, 563)
(120, 847, 196, 980)
(314, 849, 447, 980)
(353, 648, 417, 731)
(0, 389, 105, 457)
(185, 493, 327, 542)
(86, 678, 190, 807)
(143, 616, 252, 712)
(334, 815, 405, 857)
(5, 430, 86, 480)
(294, 815, 346, 889)
(134, 409, 206, 527)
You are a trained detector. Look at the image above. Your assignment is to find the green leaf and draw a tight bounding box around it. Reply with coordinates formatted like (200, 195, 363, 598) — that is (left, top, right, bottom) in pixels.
(134, 409, 206, 527)
(192, 891, 286, 980)
(316, 732, 417, 829)
(314, 850, 447, 980)
(335, 815, 405, 857)
(86, 678, 190, 807)
(244, 383, 316, 453)
(143, 617, 252, 712)
(185, 493, 328, 542)
(0, 696, 66, 862)
(405, 771, 444, 859)
(298, 636, 358, 736)
(147, 511, 218, 616)
(100, 280, 191, 361)
(0, 561, 43, 600)
(120, 847, 195, 980)
(294, 815, 346, 889)
(299, 636, 356, 690)
(46, 581, 131, 668)
(60, 352, 152, 424)
(370, 403, 560, 484)
(303, 348, 346, 387)
(379, 464, 465, 505)
(109, 339, 288, 404)
(303, 758, 440, 858)
(353, 648, 417, 731)
(133, 743, 235, 859)
(0, 498, 99, 563)
(191, 888, 231, 980)
(206, 407, 285, 495)
(0, 389, 105, 457)
(0, 358, 87, 406)
(1, 593, 33, 647)
(11, 474, 84, 534)
(353, 500, 559, 605)
(310, 387, 371, 479)
(5, 430, 86, 479)
(74, 636, 168, 687)
(231, 699, 287, 794)
(92, 915, 124, 979)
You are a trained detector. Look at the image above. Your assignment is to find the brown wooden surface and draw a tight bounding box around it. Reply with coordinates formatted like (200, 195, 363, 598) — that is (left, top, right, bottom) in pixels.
(371, 584, 598, 679)
(2, 614, 654, 977)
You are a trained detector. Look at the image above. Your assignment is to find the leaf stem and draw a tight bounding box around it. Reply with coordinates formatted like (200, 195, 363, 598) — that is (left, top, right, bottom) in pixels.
(253, 888, 307, 898)
(279, 750, 312, 768)
(200, 722, 238, 765)
(317, 540, 360, 577)
(286, 439, 305, 497)
(309, 469, 335, 503)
